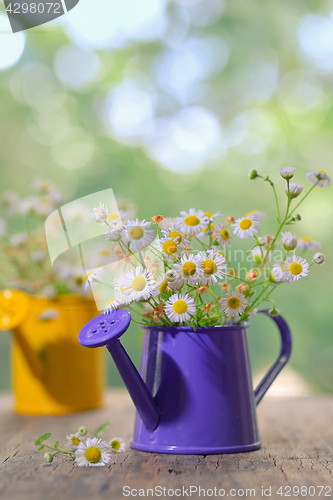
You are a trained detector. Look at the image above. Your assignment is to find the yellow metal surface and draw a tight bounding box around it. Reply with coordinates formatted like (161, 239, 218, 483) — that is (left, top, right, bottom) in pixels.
(8, 292, 104, 415)
(0, 289, 31, 331)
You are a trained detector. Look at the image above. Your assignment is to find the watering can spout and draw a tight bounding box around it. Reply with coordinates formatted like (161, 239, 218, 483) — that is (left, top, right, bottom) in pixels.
(0, 290, 45, 379)
(78, 310, 159, 432)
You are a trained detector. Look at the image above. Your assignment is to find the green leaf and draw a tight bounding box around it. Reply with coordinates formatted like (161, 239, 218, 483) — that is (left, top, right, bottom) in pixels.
(54, 441, 59, 449)
(94, 422, 110, 437)
(35, 433, 51, 445)
(38, 446, 44, 452)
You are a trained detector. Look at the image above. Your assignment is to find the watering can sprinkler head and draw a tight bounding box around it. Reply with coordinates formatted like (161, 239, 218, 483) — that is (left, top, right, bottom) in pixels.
(78, 309, 160, 432)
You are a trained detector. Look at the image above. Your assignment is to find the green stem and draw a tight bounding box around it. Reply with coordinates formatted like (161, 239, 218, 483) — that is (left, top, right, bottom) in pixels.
(266, 178, 281, 223)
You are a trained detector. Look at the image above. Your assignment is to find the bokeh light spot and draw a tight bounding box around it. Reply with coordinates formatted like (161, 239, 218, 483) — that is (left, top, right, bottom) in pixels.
(0, 14, 25, 70)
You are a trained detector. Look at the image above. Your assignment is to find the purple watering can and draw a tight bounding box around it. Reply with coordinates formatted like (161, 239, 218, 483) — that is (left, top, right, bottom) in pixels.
(78, 309, 291, 454)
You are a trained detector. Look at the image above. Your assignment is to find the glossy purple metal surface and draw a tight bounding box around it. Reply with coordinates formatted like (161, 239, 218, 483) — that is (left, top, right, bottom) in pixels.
(78, 309, 292, 454)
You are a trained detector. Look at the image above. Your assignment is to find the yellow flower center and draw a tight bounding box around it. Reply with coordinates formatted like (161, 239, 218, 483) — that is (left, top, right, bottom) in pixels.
(163, 240, 178, 255)
(182, 261, 197, 277)
(72, 436, 80, 446)
(111, 440, 121, 451)
(184, 215, 200, 227)
(221, 228, 229, 240)
(76, 276, 83, 285)
(317, 170, 327, 174)
(301, 237, 313, 242)
(108, 212, 120, 221)
(132, 276, 147, 291)
(227, 297, 241, 309)
(239, 219, 252, 230)
(120, 285, 131, 293)
(85, 270, 94, 281)
(203, 259, 217, 276)
(169, 231, 182, 242)
(245, 210, 256, 216)
(159, 280, 168, 293)
(85, 447, 101, 463)
(106, 297, 116, 305)
(289, 262, 302, 275)
(203, 224, 214, 233)
(129, 226, 144, 240)
(173, 299, 187, 314)
(205, 212, 212, 218)
(100, 249, 110, 257)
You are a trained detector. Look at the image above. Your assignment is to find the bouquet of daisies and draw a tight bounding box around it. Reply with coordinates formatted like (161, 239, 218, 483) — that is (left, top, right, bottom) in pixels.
(0, 180, 135, 299)
(88, 168, 330, 329)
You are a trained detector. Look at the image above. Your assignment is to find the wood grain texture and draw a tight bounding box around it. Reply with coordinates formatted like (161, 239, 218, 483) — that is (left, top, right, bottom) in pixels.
(0, 390, 332, 500)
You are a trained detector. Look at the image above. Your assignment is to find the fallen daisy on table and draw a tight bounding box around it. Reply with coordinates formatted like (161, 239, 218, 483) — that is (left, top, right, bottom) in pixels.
(75, 438, 111, 467)
(66, 433, 83, 451)
(34, 424, 126, 467)
(110, 437, 126, 453)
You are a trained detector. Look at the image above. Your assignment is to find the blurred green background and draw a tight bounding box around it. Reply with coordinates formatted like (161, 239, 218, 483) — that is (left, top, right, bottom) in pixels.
(0, 0, 332, 394)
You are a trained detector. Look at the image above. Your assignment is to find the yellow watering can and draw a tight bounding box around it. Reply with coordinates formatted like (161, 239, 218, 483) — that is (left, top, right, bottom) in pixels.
(0, 289, 104, 415)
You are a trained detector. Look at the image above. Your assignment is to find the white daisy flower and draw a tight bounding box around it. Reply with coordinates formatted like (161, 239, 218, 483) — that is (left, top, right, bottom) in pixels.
(159, 217, 177, 231)
(177, 208, 210, 236)
(219, 292, 248, 318)
(245, 210, 266, 221)
(110, 437, 126, 453)
(232, 216, 260, 239)
(104, 220, 123, 242)
(279, 167, 296, 180)
(66, 433, 83, 451)
(107, 209, 128, 222)
(272, 263, 289, 283)
(281, 255, 309, 282)
(165, 293, 196, 323)
(285, 182, 303, 199)
(85, 268, 104, 290)
(297, 237, 321, 251)
(214, 223, 232, 247)
(75, 437, 111, 467)
(153, 271, 184, 292)
(173, 254, 203, 285)
(282, 232, 298, 251)
(161, 223, 186, 244)
(113, 277, 133, 306)
(197, 249, 227, 285)
(91, 203, 108, 224)
(117, 266, 155, 301)
(306, 170, 332, 188)
(168, 277, 185, 291)
(122, 219, 155, 253)
(103, 297, 120, 314)
(18, 196, 52, 216)
(204, 211, 222, 223)
(155, 236, 185, 261)
(313, 252, 325, 265)
(196, 224, 215, 240)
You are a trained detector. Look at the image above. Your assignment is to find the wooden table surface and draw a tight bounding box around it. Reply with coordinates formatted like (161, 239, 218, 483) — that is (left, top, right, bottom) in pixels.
(0, 390, 332, 500)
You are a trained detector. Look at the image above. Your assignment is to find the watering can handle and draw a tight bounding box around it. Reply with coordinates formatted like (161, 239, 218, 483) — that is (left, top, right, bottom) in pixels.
(254, 309, 292, 405)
